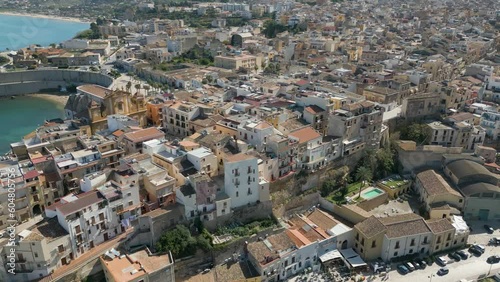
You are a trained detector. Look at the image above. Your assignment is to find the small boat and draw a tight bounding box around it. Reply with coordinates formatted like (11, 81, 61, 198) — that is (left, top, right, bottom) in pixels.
(10, 96, 15, 100)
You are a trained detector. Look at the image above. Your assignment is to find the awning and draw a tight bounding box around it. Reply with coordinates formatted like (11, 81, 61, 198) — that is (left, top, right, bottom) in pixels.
(319, 249, 342, 263)
(347, 256, 367, 268)
(339, 248, 367, 269)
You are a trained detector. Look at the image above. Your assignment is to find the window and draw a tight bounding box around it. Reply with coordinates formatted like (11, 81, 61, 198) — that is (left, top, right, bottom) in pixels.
(361, 238, 365, 246)
(371, 241, 376, 248)
(410, 239, 415, 246)
(99, 213, 104, 221)
(129, 201, 133, 206)
(394, 252, 398, 257)
(447, 234, 451, 241)
(395, 241, 400, 249)
(236, 191, 239, 197)
(75, 225, 81, 234)
(423, 237, 428, 244)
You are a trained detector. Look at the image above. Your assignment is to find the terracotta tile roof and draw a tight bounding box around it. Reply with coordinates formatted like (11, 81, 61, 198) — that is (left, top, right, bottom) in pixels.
(56, 190, 105, 216)
(124, 128, 165, 143)
(306, 209, 339, 231)
(356, 213, 432, 239)
(255, 121, 272, 129)
(355, 216, 386, 238)
(78, 84, 111, 98)
(416, 170, 462, 197)
(112, 129, 124, 137)
(304, 105, 325, 114)
(289, 126, 321, 144)
(426, 218, 455, 234)
(224, 153, 255, 163)
(247, 232, 295, 266)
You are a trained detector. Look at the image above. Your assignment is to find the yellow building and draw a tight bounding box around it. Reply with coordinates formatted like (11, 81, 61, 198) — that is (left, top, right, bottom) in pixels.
(67, 85, 147, 133)
(215, 54, 262, 71)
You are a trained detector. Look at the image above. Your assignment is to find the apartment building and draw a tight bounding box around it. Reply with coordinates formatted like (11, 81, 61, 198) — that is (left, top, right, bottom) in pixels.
(427, 121, 485, 152)
(401, 93, 442, 120)
(480, 111, 500, 140)
(353, 213, 467, 262)
(237, 120, 275, 151)
(162, 101, 201, 137)
(223, 153, 269, 208)
(54, 148, 103, 189)
(122, 128, 165, 154)
(327, 101, 383, 156)
(186, 147, 218, 177)
(101, 247, 175, 282)
(45, 177, 140, 259)
(214, 54, 262, 71)
(0, 165, 30, 230)
(0, 218, 72, 282)
(288, 126, 324, 171)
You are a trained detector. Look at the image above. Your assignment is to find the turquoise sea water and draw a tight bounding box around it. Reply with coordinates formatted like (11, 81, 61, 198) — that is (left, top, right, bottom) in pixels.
(0, 14, 86, 152)
(0, 96, 64, 153)
(0, 14, 89, 51)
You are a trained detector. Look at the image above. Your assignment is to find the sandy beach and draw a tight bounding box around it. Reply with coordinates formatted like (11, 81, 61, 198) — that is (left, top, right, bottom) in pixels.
(26, 93, 69, 108)
(0, 11, 90, 24)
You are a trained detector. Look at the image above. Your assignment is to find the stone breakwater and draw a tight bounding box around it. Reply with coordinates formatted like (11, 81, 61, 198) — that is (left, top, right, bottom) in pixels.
(0, 70, 114, 96)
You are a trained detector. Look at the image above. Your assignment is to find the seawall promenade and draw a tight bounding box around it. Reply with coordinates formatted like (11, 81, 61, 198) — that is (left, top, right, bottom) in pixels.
(0, 70, 113, 96)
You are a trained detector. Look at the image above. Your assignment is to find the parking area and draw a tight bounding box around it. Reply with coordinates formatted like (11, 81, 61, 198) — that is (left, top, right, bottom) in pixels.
(364, 221, 500, 282)
(468, 220, 500, 246)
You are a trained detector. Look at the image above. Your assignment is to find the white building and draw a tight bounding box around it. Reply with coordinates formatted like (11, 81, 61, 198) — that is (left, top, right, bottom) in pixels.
(223, 153, 268, 208)
(237, 120, 275, 151)
(61, 39, 90, 49)
(186, 147, 218, 177)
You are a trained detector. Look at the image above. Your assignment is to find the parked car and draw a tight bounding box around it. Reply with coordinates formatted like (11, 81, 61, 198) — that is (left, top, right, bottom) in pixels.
(489, 237, 500, 246)
(456, 250, 469, 260)
(405, 262, 415, 271)
(412, 260, 421, 269)
(436, 256, 448, 266)
(437, 267, 449, 276)
(485, 225, 495, 234)
(487, 255, 500, 264)
(474, 244, 486, 253)
(449, 252, 461, 262)
(469, 246, 483, 256)
(397, 264, 410, 274)
(416, 258, 427, 269)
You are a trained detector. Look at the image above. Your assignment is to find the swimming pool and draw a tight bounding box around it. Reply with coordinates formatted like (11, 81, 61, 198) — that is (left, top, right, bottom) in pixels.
(362, 188, 384, 199)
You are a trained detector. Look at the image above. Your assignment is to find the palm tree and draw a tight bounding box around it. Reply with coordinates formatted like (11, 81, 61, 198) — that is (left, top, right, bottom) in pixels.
(126, 81, 132, 93)
(355, 166, 373, 198)
(143, 85, 150, 95)
(134, 84, 141, 95)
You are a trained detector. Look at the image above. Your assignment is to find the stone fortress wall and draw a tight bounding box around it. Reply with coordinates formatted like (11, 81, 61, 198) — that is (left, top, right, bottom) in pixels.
(0, 70, 113, 96)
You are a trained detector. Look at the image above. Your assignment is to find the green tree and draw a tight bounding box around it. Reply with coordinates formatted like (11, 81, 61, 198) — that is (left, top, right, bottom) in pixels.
(143, 84, 150, 95)
(320, 180, 336, 197)
(134, 84, 141, 94)
(355, 166, 373, 198)
(155, 225, 197, 258)
(400, 123, 430, 145)
(126, 81, 132, 93)
(376, 148, 395, 178)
